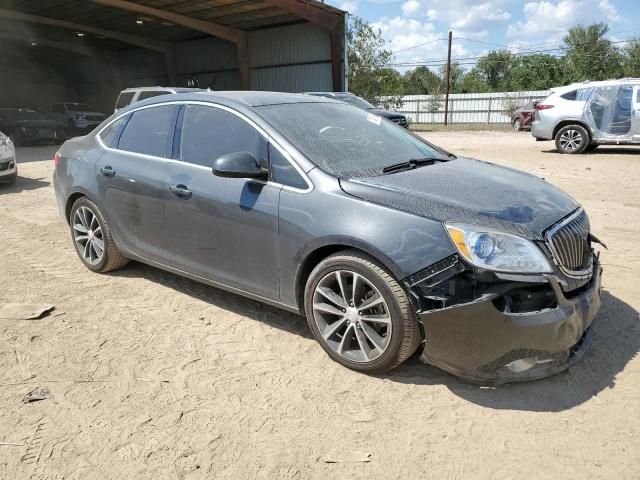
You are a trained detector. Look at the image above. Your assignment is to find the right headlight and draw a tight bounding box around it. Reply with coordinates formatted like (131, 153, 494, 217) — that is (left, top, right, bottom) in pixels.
(445, 224, 552, 273)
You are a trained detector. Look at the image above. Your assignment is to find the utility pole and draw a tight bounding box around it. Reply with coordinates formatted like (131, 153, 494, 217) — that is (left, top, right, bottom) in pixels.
(444, 30, 452, 126)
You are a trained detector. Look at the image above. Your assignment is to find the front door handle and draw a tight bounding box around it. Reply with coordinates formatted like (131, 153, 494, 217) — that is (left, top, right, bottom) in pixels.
(169, 184, 192, 199)
(100, 166, 115, 178)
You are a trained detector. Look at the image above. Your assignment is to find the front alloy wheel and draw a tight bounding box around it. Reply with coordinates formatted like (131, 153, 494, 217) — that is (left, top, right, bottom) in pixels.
(312, 270, 392, 363)
(304, 250, 421, 374)
(513, 119, 521, 131)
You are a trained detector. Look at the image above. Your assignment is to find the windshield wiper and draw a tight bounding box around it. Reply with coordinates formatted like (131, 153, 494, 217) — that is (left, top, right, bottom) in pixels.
(381, 157, 447, 174)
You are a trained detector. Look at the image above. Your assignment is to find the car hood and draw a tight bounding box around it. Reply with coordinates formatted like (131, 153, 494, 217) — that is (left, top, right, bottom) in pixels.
(368, 108, 405, 120)
(339, 157, 579, 240)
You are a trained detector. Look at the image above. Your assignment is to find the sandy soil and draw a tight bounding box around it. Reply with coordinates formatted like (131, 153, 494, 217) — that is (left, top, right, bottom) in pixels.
(1, 132, 639, 479)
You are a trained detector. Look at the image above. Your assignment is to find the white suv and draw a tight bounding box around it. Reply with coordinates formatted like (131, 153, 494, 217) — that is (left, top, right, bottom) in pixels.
(114, 87, 203, 112)
(531, 78, 640, 154)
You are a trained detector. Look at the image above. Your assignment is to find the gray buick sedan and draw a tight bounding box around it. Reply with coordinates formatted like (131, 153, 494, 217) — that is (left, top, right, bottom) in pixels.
(53, 91, 603, 384)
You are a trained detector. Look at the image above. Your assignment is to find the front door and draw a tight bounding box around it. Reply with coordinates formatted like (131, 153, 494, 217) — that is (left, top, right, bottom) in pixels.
(163, 104, 280, 300)
(95, 104, 178, 262)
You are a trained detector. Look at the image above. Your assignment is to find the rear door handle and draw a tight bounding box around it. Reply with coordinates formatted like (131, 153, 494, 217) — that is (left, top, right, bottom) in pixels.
(100, 166, 115, 178)
(169, 184, 192, 199)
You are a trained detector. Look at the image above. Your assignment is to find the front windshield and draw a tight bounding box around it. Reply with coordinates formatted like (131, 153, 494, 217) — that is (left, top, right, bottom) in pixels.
(258, 102, 446, 177)
(338, 95, 375, 110)
(66, 103, 91, 112)
(1, 109, 44, 120)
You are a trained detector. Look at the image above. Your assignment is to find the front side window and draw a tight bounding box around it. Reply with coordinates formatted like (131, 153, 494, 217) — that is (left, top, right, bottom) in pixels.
(257, 102, 445, 177)
(270, 145, 307, 189)
(180, 105, 265, 167)
(117, 105, 176, 157)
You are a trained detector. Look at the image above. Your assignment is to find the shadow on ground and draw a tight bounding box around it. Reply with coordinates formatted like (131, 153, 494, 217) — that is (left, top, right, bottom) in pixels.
(108, 262, 314, 340)
(0, 175, 50, 193)
(542, 147, 640, 155)
(109, 261, 640, 412)
(388, 290, 639, 412)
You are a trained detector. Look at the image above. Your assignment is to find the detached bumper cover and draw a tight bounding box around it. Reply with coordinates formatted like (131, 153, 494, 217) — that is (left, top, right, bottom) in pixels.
(418, 259, 602, 385)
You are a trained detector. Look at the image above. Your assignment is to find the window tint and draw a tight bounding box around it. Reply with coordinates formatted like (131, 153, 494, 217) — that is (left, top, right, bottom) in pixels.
(115, 92, 135, 109)
(270, 145, 307, 189)
(561, 90, 577, 101)
(180, 105, 264, 167)
(99, 116, 126, 147)
(138, 91, 171, 101)
(52, 104, 65, 113)
(118, 105, 176, 157)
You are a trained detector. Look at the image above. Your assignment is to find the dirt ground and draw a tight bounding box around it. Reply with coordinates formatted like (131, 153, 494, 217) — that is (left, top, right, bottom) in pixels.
(1, 131, 639, 480)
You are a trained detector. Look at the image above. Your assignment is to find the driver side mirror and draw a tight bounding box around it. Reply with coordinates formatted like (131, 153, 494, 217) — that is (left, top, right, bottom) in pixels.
(212, 152, 267, 179)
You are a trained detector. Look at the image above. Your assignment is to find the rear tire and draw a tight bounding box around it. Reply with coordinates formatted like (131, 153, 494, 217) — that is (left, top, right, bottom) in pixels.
(512, 119, 522, 131)
(555, 124, 589, 154)
(69, 197, 129, 273)
(304, 250, 421, 374)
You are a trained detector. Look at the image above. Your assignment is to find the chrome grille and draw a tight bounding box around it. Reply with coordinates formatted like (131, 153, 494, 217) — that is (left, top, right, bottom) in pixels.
(545, 209, 591, 276)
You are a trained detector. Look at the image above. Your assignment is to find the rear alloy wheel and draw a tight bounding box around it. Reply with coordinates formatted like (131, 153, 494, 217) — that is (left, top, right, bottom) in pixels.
(512, 119, 522, 131)
(70, 197, 129, 273)
(555, 125, 589, 154)
(304, 250, 421, 374)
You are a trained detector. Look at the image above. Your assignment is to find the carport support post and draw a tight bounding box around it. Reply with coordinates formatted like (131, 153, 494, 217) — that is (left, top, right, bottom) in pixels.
(330, 21, 344, 92)
(237, 35, 250, 90)
(165, 45, 178, 86)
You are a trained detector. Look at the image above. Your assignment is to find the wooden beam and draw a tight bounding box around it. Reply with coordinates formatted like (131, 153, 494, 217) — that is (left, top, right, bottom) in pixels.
(0, 8, 177, 86)
(329, 21, 343, 91)
(0, 8, 171, 53)
(91, 0, 250, 89)
(261, 0, 341, 30)
(91, 0, 245, 43)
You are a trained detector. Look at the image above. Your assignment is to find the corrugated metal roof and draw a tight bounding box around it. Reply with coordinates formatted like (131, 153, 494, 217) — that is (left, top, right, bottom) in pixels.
(0, 0, 345, 46)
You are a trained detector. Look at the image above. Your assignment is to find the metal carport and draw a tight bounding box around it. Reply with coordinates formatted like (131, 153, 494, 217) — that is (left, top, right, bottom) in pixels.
(0, 0, 346, 111)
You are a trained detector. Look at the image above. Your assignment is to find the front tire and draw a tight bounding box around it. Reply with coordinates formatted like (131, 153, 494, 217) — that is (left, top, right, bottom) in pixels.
(555, 124, 589, 154)
(304, 250, 421, 374)
(512, 119, 522, 131)
(69, 197, 129, 273)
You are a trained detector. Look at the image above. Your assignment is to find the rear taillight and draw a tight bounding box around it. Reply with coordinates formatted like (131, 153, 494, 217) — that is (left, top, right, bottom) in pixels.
(53, 151, 62, 167)
(535, 104, 554, 110)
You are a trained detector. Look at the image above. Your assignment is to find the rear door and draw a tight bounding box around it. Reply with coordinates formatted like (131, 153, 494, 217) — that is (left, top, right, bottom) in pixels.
(163, 103, 281, 299)
(95, 104, 179, 261)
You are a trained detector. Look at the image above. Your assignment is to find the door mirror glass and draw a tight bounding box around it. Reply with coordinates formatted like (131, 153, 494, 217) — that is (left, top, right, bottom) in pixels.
(212, 152, 267, 179)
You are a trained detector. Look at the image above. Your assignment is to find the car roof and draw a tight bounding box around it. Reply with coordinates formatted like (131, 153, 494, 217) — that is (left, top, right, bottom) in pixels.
(119, 90, 336, 112)
(120, 86, 202, 93)
(551, 78, 640, 92)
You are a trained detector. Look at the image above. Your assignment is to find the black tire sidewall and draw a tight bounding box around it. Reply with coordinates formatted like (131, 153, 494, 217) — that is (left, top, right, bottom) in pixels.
(304, 255, 412, 372)
(69, 198, 110, 272)
(555, 125, 589, 154)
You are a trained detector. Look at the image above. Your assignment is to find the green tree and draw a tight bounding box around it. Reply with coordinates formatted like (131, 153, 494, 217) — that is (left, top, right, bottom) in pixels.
(505, 54, 567, 90)
(401, 66, 441, 95)
(623, 39, 640, 77)
(458, 69, 490, 93)
(475, 50, 514, 90)
(347, 16, 402, 105)
(563, 23, 623, 81)
(439, 62, 465, 93)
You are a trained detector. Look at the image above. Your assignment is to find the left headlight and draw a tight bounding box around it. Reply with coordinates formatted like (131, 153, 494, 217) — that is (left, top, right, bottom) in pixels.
(445, 224, 552, 273)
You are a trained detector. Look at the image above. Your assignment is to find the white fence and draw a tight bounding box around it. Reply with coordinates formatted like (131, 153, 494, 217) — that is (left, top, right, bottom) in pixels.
(396, 90, 550, 125)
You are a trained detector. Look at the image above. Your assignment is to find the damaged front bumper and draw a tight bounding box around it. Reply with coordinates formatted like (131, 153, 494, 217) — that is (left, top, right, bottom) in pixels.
(416, 256, 602, 385)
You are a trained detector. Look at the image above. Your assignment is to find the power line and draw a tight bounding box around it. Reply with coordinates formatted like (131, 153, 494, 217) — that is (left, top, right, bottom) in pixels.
(390, 37, 447, 54)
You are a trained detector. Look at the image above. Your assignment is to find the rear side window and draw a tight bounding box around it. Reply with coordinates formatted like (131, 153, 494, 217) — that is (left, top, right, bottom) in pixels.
(115, 92, 135, 109)
(99, 116, 126, 147)
(561, 90, 577, 101)
(270, 145, 307, 189)
(180, 105, 265, 167)
(138, 91, 171, 101)
(117, 105, 176, 158)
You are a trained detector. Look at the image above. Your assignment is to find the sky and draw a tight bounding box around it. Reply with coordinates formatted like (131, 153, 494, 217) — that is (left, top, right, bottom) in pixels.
(325, 0, 640, 71)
